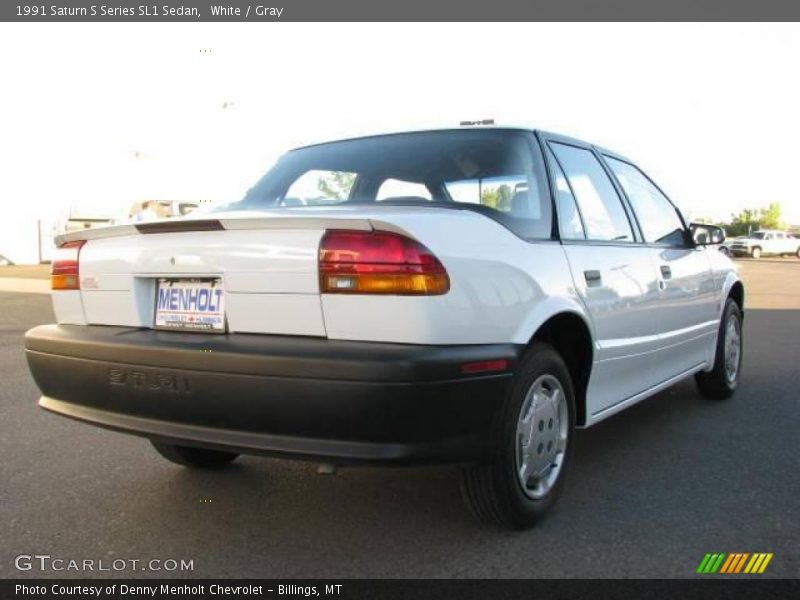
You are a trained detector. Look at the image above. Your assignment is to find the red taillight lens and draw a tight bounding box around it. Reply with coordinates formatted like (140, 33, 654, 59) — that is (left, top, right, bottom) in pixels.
(319, 230, 450, 295)
(51, 240, 86, 290)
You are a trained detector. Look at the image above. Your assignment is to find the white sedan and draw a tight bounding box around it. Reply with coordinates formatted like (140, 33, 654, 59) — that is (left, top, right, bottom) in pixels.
(24, 127, 744, 529)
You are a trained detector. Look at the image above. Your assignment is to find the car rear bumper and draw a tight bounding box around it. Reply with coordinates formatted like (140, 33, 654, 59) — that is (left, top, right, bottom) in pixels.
(24, 324, 519, 464)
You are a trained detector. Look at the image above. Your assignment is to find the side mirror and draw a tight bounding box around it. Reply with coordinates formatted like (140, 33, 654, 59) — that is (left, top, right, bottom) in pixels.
(690, 223, 726, 246)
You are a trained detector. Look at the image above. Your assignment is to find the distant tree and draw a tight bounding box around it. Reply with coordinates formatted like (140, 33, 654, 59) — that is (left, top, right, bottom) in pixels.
(760, 202, 783, 229)
(480, 187, 499, 209)
(726, 208, 760, 237)
(724, 203, 783, 237)
(479, 184, 514, 211)
(318, 171, 356, 200)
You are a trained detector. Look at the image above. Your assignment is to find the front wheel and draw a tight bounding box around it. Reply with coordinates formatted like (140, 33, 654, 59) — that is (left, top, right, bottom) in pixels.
(796, 247, 800, 259)
(695, 298, 743, 399)
(461, 343, 575, 529)
(151, 441, 239, 468)
(751, 246, 762, 259)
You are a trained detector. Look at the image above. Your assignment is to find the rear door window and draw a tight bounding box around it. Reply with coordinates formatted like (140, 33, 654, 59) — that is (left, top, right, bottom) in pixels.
(549, 143, 634, 242)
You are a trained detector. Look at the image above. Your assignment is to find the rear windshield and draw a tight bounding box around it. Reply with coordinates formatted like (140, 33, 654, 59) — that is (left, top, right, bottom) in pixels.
(219, 129, 553, 239)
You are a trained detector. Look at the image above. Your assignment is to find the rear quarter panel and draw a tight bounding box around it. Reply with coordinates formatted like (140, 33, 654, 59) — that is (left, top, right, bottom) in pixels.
(324, 211, 588, 345)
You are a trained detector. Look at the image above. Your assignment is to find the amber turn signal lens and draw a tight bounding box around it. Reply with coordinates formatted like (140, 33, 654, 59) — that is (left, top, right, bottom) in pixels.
(323, 272, 450, 295)
(51, 240, 86, 290)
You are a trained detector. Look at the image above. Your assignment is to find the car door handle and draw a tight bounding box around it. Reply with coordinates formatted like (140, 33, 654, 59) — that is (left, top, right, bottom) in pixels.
(584, 270, 602, 284)
(660, 265, 672, 279)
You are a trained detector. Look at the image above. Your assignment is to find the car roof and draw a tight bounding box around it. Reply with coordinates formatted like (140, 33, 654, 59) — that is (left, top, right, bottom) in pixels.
(290, 125, 533, 151)
(290, 125, 633, 163)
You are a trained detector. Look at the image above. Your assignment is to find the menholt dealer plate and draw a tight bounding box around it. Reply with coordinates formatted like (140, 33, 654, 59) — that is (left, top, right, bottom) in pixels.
(155, 278, 226, 332)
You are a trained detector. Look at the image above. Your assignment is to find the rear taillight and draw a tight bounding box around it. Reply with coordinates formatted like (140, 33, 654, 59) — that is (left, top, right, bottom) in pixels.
(319, 230, 450, 295)
(51, 240, 86, 290)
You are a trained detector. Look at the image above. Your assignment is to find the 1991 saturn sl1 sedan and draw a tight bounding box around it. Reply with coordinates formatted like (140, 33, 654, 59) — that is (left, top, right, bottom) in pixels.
(24, 127, 744, 529)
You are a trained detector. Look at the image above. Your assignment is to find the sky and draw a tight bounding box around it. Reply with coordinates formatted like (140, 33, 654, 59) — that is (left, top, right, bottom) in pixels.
(1, 22, 799, 262)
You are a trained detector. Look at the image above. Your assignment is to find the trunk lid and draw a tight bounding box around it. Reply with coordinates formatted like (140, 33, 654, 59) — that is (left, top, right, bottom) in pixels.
(57, 206, 490, 342)
(66, 207, 471, 337)
(72, 211, 380, 336)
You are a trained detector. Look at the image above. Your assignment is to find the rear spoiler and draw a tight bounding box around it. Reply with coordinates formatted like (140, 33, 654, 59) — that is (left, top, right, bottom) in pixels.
(54, 215, 396, 247)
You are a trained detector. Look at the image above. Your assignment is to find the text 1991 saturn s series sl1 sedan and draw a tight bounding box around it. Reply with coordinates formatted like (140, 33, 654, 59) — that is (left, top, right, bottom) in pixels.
(24, 127, 744, 529)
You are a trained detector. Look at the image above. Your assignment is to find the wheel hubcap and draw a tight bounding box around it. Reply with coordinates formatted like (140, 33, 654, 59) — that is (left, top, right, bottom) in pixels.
(515, 374, 568, 499)
(724, 314, 741, 385)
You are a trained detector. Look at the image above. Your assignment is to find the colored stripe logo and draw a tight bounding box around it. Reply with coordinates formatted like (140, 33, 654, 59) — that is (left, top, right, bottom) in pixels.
(697, 553, 773, 574)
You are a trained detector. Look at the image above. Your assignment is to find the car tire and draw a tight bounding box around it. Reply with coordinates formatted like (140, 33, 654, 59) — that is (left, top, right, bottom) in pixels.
(751, 246, 761, 259)
(151, 441, 239, 468)
(695, 298, 743, 400)
(461, 343, 575, 529)
(796, 247, 800, 259)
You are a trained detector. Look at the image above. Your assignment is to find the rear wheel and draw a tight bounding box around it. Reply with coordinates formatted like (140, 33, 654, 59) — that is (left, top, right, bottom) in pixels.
(695, 298, 743, 399)
(461, 343, 575, 529)
(751, 246, 762, 259)
(151, 441, 239, 468)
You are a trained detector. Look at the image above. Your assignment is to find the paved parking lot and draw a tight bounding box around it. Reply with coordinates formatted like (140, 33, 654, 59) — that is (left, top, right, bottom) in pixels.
(734, 258, 800, 309)
(1, 259, 798, 579)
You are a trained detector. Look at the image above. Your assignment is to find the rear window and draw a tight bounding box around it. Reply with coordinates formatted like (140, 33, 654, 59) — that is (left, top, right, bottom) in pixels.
(282, 169, 357, 206)
(222, 129, 553, 239)
(376, 178, 432, 202)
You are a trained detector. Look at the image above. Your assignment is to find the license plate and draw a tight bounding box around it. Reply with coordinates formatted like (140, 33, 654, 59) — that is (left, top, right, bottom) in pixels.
(154, 278, 226, 332)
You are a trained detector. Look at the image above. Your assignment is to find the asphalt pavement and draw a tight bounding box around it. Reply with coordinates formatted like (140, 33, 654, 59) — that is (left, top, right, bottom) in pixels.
(1, 261, 798, 579)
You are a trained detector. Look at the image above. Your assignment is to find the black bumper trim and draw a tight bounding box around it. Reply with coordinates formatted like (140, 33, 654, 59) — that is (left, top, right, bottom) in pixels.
(25, 325, 520, 464)
(39, 396, 482, 464)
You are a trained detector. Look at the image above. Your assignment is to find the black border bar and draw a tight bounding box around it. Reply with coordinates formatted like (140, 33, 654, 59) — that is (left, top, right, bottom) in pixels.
(3, 579, 800, 600)
(4, 1, 800, 22)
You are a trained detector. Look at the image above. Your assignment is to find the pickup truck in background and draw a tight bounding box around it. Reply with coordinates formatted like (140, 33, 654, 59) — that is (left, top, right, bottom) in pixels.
(729, 230, 800, 259)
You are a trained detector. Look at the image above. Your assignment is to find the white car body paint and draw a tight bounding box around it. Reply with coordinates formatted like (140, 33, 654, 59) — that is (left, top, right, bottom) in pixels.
(48, 129, 743, 431)
(53, 208, 740, 429)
